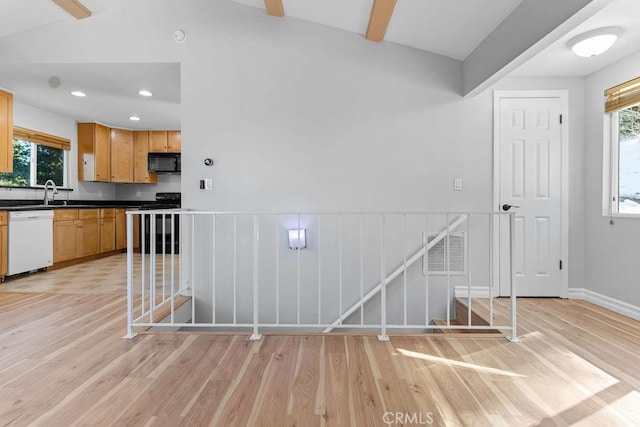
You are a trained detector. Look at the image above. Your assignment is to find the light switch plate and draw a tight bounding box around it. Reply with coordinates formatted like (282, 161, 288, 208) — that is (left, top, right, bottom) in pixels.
(204, 178, 213, 190)
(454, 178, 463, 191)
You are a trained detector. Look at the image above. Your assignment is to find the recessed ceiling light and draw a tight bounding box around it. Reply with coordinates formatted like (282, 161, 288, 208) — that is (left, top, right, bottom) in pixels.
(138, 90, 153, 97)
(567, 27, 621, 58)
(129, 116, 141, 121)
(71, 91, 86, 97)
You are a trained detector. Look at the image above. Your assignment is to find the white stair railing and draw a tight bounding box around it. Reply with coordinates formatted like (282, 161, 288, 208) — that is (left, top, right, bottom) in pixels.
(124, 211, 517, 341)
(322, 214, 468, 332)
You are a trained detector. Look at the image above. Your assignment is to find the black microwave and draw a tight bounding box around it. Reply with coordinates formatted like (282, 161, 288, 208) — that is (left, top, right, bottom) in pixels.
(148, 153, 181, 174)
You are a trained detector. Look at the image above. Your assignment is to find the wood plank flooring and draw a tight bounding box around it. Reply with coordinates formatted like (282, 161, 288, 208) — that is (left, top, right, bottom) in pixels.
(1, 254, 640, 426)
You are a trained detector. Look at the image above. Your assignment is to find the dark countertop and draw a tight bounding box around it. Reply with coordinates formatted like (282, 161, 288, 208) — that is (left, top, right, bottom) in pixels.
(0, 199, 156, 212)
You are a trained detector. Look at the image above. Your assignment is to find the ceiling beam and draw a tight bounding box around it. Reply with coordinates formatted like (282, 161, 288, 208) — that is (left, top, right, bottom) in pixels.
(52, 0, 92, 19)
(264, 0, 284, 17)
(366, 0, 397, 42)
(462, 0, 613, 97)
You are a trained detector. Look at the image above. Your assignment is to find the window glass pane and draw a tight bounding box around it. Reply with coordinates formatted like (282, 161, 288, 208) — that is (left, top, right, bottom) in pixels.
(36, 145, 64, 186)
(618, 104, 640, 213)
(0, 139, 31, 187)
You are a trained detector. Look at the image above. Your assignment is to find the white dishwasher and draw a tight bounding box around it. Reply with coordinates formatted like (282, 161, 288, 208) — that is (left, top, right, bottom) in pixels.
(8, 210, 54, 276)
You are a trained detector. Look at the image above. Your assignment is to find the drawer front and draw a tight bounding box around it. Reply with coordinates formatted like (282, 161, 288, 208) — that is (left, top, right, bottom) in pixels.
(54, 209, 78, 221)
(100, 208, 116, 219)
(78, 209, 99, 220)
(0, 211, 7, 226)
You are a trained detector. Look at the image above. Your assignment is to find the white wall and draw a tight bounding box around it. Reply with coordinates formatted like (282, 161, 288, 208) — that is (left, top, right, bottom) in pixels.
(0, 0, 595, 315)
(583, 51, 640, 308)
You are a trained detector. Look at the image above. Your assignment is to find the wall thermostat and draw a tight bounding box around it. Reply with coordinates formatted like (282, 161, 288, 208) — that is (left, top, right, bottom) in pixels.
(204, 158, 214, 166)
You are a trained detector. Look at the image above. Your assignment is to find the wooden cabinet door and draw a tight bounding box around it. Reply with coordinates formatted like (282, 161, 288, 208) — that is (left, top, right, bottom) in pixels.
(100, 217, 116, 253)
(53, 220, 78, 262)
(78, 123, 110, 182)
(94, 124, 111, 182)
(78, 218, 100, 257)
(167, 131, 181, 153)
(115, 209, 126, 250)
(0, 90, 13, 173)
(110, 128, 134, 182)
(133, 131, 157, 184)
(149, 131, 168, 152)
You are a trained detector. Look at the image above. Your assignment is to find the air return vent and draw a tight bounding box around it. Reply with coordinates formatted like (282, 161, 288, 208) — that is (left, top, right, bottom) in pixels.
(428, 232, 465, 274)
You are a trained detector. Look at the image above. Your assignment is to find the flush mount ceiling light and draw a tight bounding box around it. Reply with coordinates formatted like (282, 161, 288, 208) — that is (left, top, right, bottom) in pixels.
(129, 116, 141, 121)
(70, 90, 86, 97)
(567, 27, 621, 58)
(138, 89, 153, 97)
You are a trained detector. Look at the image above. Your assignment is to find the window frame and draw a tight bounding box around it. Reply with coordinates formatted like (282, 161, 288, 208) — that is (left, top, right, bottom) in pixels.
(0, 137, 68, 189)
(605, 106, 640, 218)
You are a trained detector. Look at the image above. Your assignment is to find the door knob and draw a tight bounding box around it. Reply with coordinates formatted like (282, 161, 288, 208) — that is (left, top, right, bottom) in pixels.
(502, 204, 520, 211)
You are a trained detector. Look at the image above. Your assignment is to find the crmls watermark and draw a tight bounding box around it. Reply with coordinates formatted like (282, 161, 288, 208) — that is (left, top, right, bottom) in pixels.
(383, 411, 435, 425)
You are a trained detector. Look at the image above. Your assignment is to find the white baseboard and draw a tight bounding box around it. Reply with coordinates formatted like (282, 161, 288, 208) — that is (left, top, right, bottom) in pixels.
(454, 286, 492, 299)
(568, 288, 640, 321)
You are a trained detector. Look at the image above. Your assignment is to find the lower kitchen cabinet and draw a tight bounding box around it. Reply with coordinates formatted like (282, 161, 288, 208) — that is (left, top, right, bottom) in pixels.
(53, 210, 79, 262)
(54, 209, 100, 261)
(78, 210, 100, 257)
(116, 209, 126, 250)
(100, 209, 116, 253)
(52, 207, 138, 266)
(0, 211, 7, 278)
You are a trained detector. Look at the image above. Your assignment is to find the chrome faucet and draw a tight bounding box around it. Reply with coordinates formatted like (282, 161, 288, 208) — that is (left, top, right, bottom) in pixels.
(43, 180, 58, 205)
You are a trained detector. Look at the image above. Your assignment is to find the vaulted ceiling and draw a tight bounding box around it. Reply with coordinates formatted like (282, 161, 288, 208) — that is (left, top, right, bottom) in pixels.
(1, 0, 639, 128)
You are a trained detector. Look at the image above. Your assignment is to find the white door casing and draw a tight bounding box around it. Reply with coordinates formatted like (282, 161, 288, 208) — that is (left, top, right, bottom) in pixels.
(493, 91, 568, 297)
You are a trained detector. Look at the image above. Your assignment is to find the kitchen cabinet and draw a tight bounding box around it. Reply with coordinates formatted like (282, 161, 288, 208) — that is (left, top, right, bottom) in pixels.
(167, 131, 181, 152)
(133, 131, 157, 184)
(100, 209, 116, 253)
(149, 130, 181, 153)
(0, 211, 7, 279)
(0, 91, 11, 174)
(0, 91, 13, 173)
(110, 129, 134, 182)
(115, 209, 126, 250)
(78, 123, 111, 182)
(78, 209, 100, 257)
(53, 209, 79, 262)
(53, 209, 100, 260)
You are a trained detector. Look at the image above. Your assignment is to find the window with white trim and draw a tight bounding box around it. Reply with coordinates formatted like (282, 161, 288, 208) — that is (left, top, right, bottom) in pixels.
(0, 126, 69, 188)
(605, 77, 640, 215)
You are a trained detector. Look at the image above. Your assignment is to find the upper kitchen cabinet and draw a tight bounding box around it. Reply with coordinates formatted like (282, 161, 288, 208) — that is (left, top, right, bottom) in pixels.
(0, 90, 13, 173)
(133, 131, 157, 184)
(149, 130, 181, 153)
(167, 131, 181, 152)
(110, 128, 134, 182)
(78, 123, 110, 182)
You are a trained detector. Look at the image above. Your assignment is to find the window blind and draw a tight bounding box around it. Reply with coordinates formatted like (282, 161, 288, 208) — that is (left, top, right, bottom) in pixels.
(605, 76, 640, 114)
(13, 126, 71, 150)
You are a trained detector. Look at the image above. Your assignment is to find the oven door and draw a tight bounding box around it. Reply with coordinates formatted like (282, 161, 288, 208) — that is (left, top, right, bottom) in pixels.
(142, 212, 180, 254)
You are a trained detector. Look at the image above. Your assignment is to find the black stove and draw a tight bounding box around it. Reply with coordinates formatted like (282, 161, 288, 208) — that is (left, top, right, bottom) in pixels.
(140, 192, 181, 210)
(140, 192, 181, 253)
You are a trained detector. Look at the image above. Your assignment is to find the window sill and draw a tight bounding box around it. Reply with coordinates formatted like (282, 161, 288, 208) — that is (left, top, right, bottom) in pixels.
(604, 212, 640, 218)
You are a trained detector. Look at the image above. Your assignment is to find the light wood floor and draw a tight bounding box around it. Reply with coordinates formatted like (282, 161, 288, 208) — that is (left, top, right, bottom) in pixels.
(1, 255, 640, 426)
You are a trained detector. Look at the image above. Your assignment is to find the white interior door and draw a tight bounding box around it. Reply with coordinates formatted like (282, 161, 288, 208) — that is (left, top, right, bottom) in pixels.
(497, 96, 563, 297)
